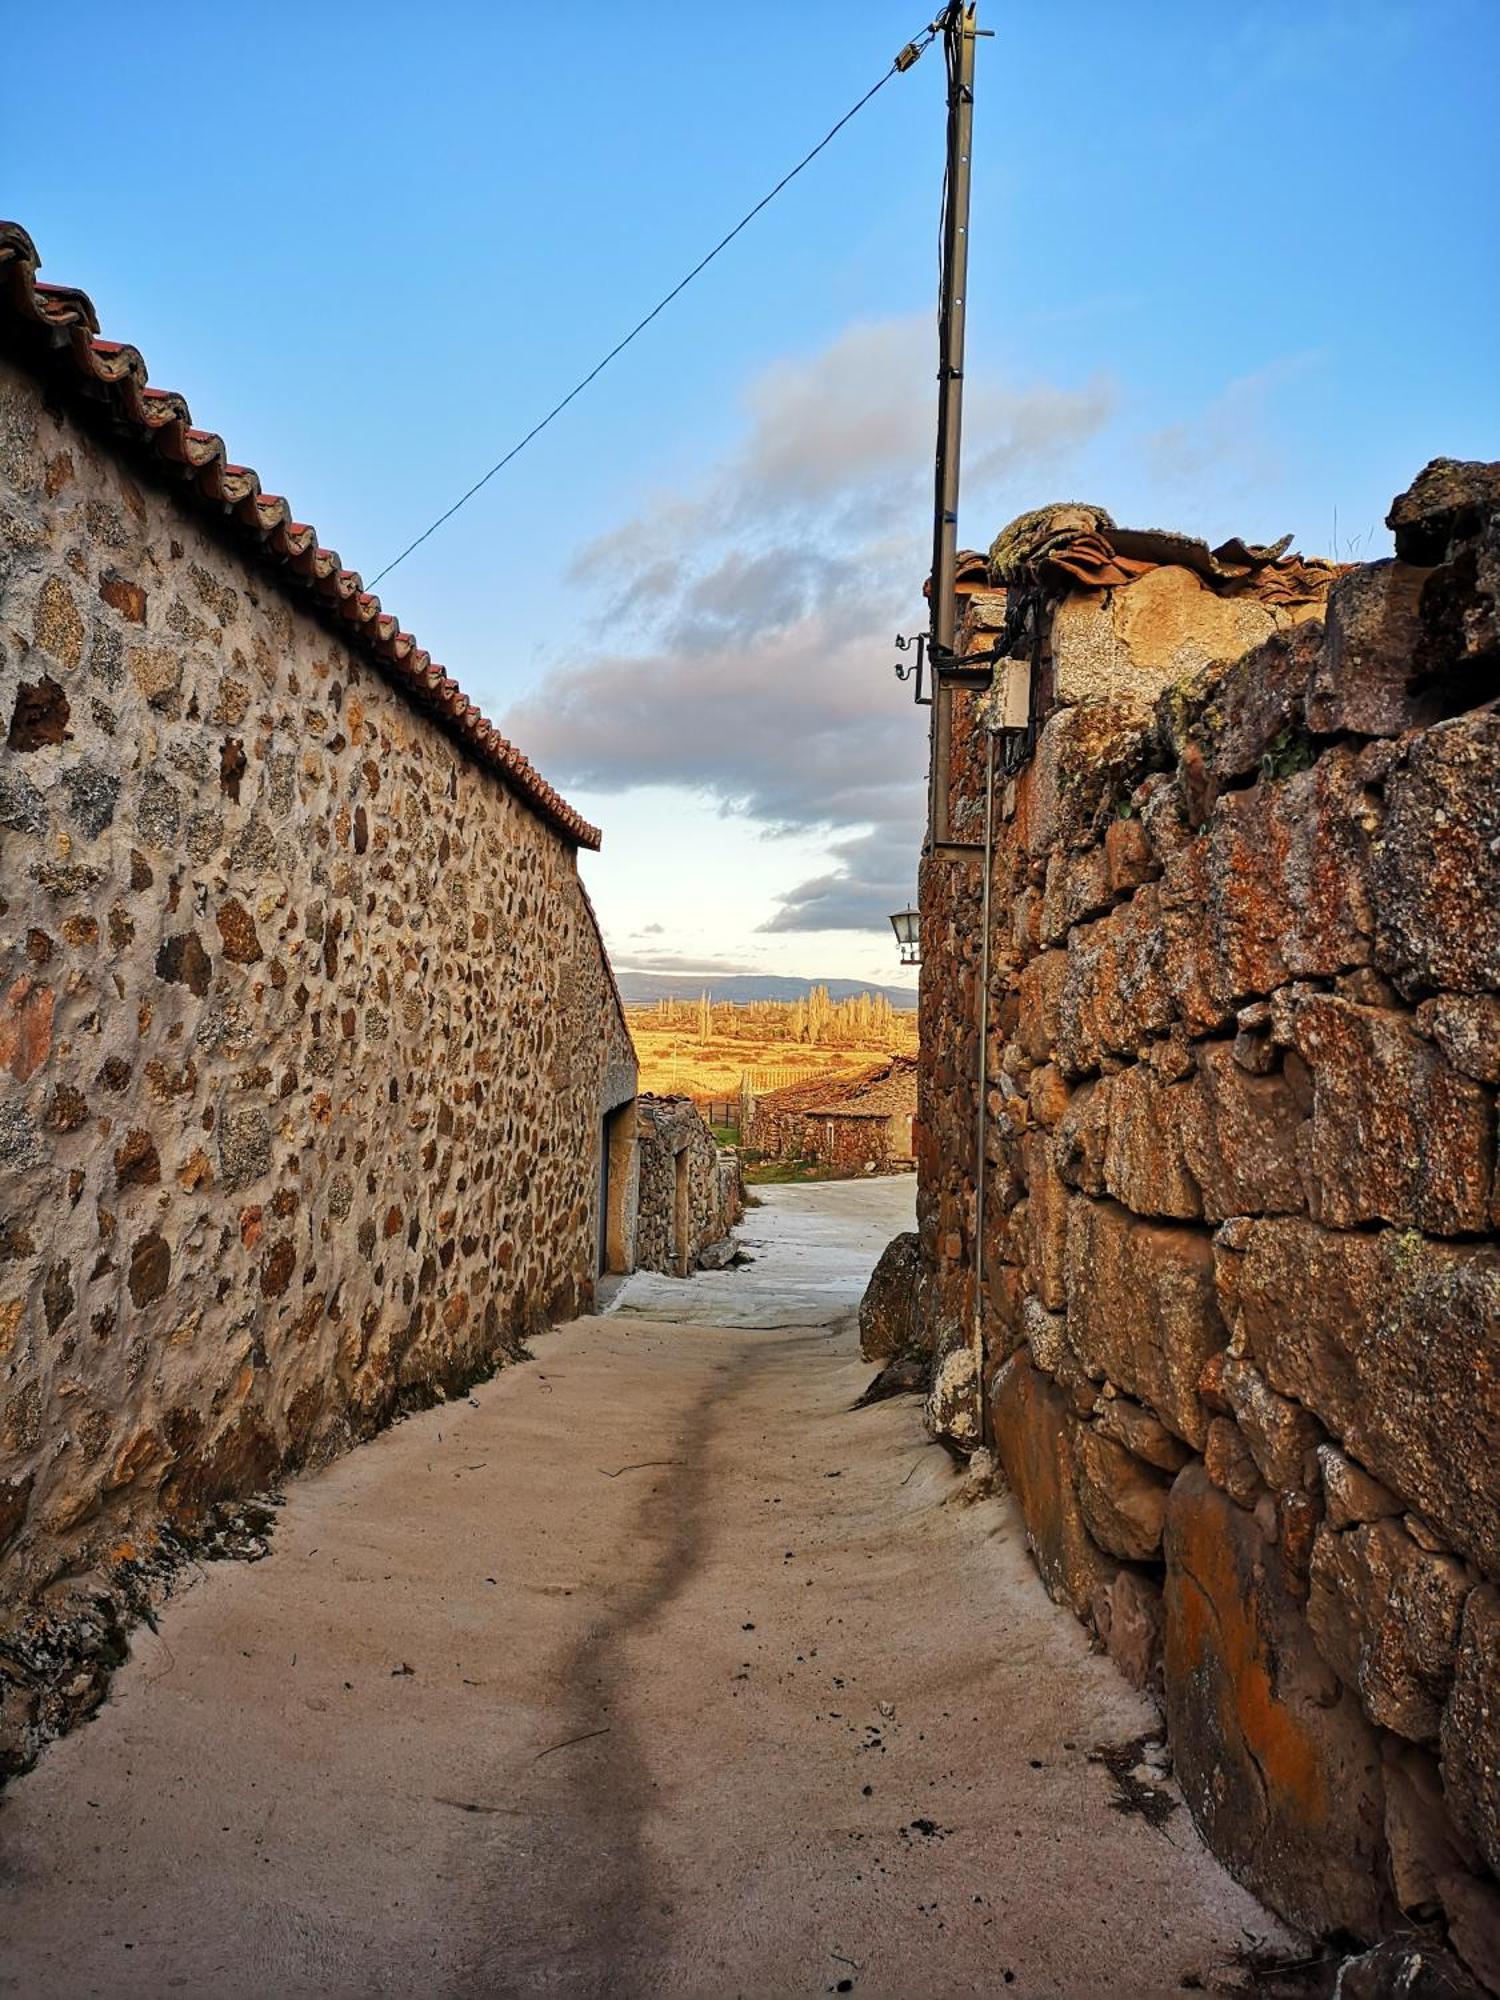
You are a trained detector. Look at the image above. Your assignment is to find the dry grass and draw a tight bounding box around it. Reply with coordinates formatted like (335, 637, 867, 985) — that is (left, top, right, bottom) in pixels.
(627, 1013, 917, 1102)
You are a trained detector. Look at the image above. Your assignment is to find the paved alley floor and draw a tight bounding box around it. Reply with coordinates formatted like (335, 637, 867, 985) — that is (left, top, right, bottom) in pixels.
(0, 1178, 1292, 1999)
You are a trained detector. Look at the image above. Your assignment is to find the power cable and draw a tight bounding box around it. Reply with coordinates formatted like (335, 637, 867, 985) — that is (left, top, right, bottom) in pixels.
(367, 15, 947, 587)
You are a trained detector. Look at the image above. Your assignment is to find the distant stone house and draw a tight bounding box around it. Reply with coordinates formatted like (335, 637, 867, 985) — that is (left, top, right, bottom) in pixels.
(0, 222, 734, 1773)
(745, 1056, 916, 1174)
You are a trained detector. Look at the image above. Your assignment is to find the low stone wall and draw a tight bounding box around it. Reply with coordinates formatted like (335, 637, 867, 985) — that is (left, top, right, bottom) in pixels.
(741, 1094, 807, 1161)
(904, 461, 1500, 1972)
(0, 354, 637, 1773)
(634, 1095, 742, 1276)
(810, 1113, 900, 1176)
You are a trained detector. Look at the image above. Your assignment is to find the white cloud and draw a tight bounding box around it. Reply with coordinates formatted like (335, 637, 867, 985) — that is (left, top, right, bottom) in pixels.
(508, 314, 1113, 934)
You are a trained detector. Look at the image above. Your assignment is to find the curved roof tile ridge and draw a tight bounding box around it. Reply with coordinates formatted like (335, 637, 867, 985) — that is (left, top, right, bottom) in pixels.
(0, 222, 600, 850)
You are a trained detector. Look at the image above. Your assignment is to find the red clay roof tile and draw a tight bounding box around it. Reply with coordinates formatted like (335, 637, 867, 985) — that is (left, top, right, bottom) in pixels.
(0, 222, 600, 850)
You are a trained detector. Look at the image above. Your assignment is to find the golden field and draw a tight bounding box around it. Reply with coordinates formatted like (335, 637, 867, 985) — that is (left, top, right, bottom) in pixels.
(626, 991, 918, 1102)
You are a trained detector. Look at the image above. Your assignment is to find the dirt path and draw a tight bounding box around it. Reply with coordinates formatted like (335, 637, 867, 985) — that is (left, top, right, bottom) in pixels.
(0, 1180, 1290, 1998)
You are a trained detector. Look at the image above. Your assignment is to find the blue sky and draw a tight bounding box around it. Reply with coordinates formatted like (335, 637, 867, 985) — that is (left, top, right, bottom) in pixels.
(7, 1, 1497, 984)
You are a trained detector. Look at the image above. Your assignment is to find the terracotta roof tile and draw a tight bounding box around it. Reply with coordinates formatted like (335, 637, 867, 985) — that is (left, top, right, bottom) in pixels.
(0, 222, 599, 850)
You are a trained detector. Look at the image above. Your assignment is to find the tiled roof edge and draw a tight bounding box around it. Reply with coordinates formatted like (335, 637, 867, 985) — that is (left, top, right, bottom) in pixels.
(0, 222, 600, 851)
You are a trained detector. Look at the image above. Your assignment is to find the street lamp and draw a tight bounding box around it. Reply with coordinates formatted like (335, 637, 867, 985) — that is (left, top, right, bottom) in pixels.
(888, 906, 921, 967)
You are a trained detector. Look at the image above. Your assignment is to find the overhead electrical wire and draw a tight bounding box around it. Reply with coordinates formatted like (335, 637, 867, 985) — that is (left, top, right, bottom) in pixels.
(367, 13, 947, 587)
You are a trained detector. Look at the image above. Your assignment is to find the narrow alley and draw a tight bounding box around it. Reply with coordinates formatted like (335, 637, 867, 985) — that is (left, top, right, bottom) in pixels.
(0, 1181, 1291, 2000)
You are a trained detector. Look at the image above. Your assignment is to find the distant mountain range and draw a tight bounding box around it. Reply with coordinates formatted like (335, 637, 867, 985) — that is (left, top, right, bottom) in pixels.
(614, 971, 918, 1010)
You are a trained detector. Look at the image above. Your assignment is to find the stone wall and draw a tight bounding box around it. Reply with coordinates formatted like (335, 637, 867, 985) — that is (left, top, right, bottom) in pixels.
(0, 355, 638, 1769)
(904, 462, 1500, 1975)
(744, 1059, 917, 1175)
(808, 1113, 901, 1176)
(634, 1095, 743, 1277)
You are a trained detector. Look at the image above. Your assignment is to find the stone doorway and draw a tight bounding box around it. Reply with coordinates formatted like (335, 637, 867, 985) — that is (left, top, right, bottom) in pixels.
(599, 1098, 638, 1276)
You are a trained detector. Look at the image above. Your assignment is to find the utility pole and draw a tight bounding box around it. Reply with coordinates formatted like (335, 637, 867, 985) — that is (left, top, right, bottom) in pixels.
(923, 5, 992, 1450)
(927, 1, 980, 853)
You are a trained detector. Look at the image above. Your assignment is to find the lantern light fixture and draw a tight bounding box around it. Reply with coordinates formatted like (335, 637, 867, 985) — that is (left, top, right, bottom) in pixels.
(888, 905, 921, 967)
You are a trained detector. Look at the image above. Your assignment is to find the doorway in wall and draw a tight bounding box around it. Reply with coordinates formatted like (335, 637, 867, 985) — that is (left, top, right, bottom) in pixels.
(599, 1099, 637, 1276)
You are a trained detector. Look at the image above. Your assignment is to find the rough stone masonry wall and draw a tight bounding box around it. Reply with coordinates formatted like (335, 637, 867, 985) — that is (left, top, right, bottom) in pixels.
(809, 1113, 901, 1177)
(0, 357, 637, 1767)
(914, 462, 1500, 1971)
(634, 1094, 743, 1275)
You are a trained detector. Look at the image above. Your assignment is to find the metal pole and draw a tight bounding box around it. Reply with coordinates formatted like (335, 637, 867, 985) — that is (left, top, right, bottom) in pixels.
(927, 1, 978, 851)
(972, 724, 995, 1446)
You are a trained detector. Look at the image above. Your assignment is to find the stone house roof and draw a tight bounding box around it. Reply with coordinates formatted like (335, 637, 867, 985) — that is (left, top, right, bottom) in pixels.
(0, 221, 600, 850)
(763, 1055, 918, 1121)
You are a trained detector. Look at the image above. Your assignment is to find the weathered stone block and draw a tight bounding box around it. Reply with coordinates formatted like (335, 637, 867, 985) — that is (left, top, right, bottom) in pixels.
(1016, 948, 1067, 1063)
(1090, 1388, 1192, 1474)
(218, 1104, 273, 1193)
(1026, 1062, 1071, 1128)
(857, 1232, 933, 1363)
(1057, 886, 1176, 1071)
(1053, 1076, 1109, 1194)
(1204, 1415, 1266, 1510)
(1168, 620, 1324, 785)
(1090, 1568, 1164, 1699)
(989, 1351, 1114, 1617)
(0, 977, 55, 1086)
(1383, 1738, 1480, 1919)
(1318, 1445, 1403, 1530)
(1039, 843, 1112, 946)
(1333, 1940, 1488, 2000)
(925, 1339, 980, 1454)
(1416, 995, 1500, 1086)
(1103, 814, 1156, 895)
(1056, 565, 1283, 712)
(1218, 1354, 1322, 1492)
(1100, 1062, 1201, 1220)
(1019, 1129, 1069, 1311)
(1438, 1869, 1500, 1998)
(1163, 1464, 1391, 1941)
(1072, 1419, 1171, 1560)
(1021, 698, 1156, 859)
(1442, 1586, 1500, 1880)
(1289, 994, 1494, 1235)
(1307, 1518, 1471, 1742)
(1179, 1040, 1305, 1223)
(1235, 1220, 1500, 1574)
(7, 674, 70, 751)
(1374, 709, 1500, 996)
(1307, 560, 1438, 737)
(33, 573, 85, 669)
(1021, 1293, 1068, 1372)
(1388, 456, 1500, 568)
(1135, 768, 1192, 867)
(1064, 1196, 1224, 1449)
(1412, 495, 1500, 700)
(1184, 747, 1375, 1005)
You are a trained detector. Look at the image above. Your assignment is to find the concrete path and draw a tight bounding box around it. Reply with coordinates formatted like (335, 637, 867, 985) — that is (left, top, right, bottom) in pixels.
(0, 1178, 1290, 1999)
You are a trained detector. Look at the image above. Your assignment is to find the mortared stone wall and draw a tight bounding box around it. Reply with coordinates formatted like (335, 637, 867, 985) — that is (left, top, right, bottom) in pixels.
(0, 356, 638, 1771)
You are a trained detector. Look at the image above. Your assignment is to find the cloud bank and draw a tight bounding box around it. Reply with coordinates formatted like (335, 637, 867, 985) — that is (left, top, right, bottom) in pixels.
(505, 316, 1112, 931)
